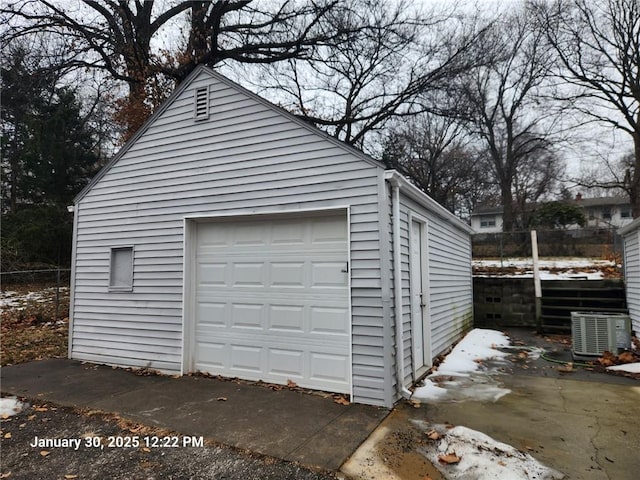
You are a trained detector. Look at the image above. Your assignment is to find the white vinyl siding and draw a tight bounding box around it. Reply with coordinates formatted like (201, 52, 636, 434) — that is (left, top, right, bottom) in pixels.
(397, 193, 473, 386)
(71, 69, 388, 406)
(623, 229, 640, 335)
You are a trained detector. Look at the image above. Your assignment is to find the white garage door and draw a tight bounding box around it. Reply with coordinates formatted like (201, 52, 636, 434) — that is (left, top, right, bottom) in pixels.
(193, 212, 350, 393)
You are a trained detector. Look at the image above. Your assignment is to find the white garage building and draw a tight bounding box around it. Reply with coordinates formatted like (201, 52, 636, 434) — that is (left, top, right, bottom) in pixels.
(620, 218, 640, 336)
(69, 65, 473, 407)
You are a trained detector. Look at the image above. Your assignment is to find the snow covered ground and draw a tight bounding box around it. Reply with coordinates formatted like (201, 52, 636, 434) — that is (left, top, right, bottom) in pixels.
(409, 329, 564, 479)
(417, 423, 564, 480)
(412, 329, 512, 403)
(473, 257, 619, 279)
(607, 363, 640, 374)
(0, 396, 26, 417)
(0, 288, 68, 309)
(406, 327, 638, 479)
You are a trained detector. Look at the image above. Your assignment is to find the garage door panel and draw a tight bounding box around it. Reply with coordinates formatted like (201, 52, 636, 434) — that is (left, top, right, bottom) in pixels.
(271, 262, 306, 287)
(194, 213, 350, 394)
(312, 262, 348, 287)
(198, 263, 227, 285)
(268, 349, 304, 377)
(310, 352, 349, 383)
(196, 302, 227, 326)
(230, 303, 263, 329)
(310, 307, 350, 334)
(230, 344, 263, 372)
(232, 263, 265, 286)
(269, 304, 305, 331)
(311, 217, 348, 243)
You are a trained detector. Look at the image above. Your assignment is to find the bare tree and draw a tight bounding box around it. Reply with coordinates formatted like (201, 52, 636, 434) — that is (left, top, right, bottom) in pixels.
(381, 112, 494, 215)
(532, 0, 640, 216)
(2, 0, 345, 140)
(256, 0, 489, 151)
(512, 144, 564, 228)
(458, 5, 561, 231)
(577, 150, 633, 198)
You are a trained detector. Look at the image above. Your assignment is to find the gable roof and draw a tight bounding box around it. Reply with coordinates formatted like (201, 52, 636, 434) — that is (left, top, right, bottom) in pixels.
(74, 65, 385, 204)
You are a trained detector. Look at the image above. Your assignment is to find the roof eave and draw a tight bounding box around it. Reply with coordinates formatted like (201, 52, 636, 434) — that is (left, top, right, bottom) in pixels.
(384, 170, 474, 235)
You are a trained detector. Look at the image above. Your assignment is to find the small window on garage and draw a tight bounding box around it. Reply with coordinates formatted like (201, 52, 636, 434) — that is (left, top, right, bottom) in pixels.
(194, 87, 209, 121)
(109, 246, 134, 291)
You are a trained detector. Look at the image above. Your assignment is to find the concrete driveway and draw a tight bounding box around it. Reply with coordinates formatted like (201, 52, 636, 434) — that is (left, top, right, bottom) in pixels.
(343, 328, 640, 480)
(0, 358, 387, 471)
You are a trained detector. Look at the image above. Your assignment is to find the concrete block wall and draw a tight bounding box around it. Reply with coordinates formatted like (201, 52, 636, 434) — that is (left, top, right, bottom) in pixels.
(473, 277, 536, 328)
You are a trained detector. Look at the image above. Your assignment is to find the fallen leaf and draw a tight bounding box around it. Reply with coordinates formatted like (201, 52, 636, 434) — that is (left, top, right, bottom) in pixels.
(142, 447, 151, 453)
(216, 397, 227, 402)
(334, 397, 350, 406)
(0, 472, 11, 478)
(34, 407, 48, 412)
(3, 432, 11, 439)
(1, 414, 8, 420)
(287, 380, 297, 388)
(498, 460, 506, 467)
(426, 430, 440, 440)
(618, 352, 635, 363)
(18, 424, 25, 428)
(557, 363, 575, 373)
(27, 415, 36, 421)
(39, 451, 50, 457)
(438, 453, 461, 464)
(64, 475, 79, 479)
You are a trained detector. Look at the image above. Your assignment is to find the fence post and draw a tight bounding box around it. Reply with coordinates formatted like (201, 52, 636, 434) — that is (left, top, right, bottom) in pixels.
(55, 268, 61, 321)
(531, 230, 542, 332)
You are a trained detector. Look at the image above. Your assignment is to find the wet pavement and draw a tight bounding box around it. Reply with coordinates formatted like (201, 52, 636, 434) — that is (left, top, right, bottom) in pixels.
(343, 328, 640, 480)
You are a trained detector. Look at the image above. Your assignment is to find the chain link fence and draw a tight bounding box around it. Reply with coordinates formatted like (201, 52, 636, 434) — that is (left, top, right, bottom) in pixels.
(1, 268, 71, 322)
(472, 227, 622, 260)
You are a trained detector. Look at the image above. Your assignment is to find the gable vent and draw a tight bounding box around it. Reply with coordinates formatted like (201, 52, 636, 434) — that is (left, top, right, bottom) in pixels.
(194, 87, 209, 121)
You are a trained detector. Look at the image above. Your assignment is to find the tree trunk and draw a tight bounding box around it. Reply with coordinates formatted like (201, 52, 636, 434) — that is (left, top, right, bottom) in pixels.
(501, 186, 514, 232)
(631, 127, 640, 218)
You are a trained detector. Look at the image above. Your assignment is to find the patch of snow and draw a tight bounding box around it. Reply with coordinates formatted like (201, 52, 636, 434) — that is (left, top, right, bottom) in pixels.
(606, 363, 640, 374)
(0, 287, 69, 309)
(419, 424, 565, 480)
(473, 257, 616, 279)
(436, 329, 510, 375)
(474, 258, 615, 269)
(413, 329, 512, 403)
(0, 396, 26, 417)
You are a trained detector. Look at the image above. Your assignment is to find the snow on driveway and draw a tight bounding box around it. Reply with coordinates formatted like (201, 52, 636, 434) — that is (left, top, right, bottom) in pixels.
(410, 329, 564, 479)
(416, 422, 565, 480)
(0, 396, 26, 417)
(412, 329, 512, 403)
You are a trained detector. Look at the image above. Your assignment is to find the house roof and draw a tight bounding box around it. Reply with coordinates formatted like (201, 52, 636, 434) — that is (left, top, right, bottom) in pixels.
(575, 196, 629, 208)
(73, 65, 469, 233)
(74, 64, 385, 204)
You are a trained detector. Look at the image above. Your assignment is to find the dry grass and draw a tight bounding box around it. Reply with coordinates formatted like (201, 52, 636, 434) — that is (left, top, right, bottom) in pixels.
(1, 284, 69, 366)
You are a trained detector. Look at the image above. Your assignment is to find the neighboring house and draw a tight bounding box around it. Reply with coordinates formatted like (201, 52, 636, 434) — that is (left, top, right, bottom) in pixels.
(470, 205, 504, 233)
(471, 195, 632, 233)
(68, 65, 474, 408)
(619, 219, 640, 336)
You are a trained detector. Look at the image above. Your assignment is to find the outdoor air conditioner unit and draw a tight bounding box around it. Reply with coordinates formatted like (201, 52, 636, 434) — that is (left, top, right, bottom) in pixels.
(571, 312, 631, 356)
